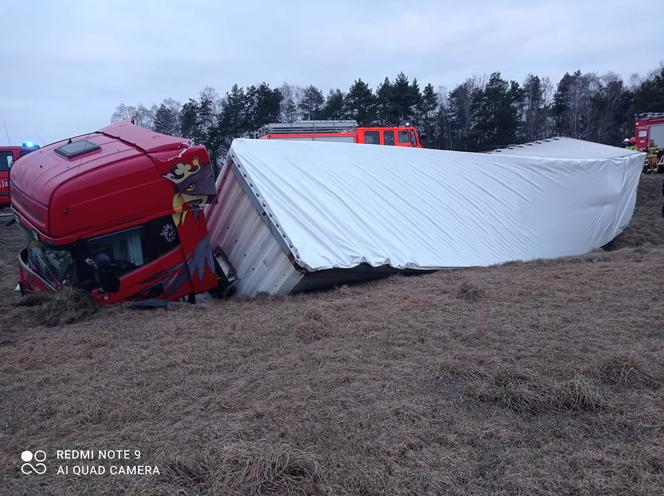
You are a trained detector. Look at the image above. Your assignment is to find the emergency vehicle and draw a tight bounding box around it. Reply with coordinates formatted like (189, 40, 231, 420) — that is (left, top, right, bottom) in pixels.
(259, 120, 422, 148)
(0, 144, 39, 207)
(634, 113, 664, 150)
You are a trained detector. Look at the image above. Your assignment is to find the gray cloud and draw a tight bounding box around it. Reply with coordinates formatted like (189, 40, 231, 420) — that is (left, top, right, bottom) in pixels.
(1, 0, 661, 143)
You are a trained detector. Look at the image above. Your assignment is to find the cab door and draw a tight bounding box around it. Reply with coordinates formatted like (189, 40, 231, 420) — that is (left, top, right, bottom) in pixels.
(396, 129, 419, 148)
(359, 129, 381, 145)
(87, 216, 195, 304)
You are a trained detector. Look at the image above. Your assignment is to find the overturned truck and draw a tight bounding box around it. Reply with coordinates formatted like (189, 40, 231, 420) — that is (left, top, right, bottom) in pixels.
(206, 136, 643, 294)
(10, 122, 644, 303)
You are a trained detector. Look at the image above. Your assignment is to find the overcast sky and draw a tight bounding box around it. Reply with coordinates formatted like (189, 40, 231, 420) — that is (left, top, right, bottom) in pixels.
(1, 0, 661, 144)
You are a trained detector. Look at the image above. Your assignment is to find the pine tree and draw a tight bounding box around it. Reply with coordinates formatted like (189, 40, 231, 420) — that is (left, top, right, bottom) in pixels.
(447, 82, 474, 150)
(391, 73, 410, 123)
(434, 98, 453, 149)
(219, 85, 247, 152)
(246, 83, 283, 130)
(509, 80, 525, 142)
(522, 75, 545, 141)
(153, 104, 179, 136)
(469, 72, 519, 150)
(407, 77, 422, 124)
(418, 83, 438, 145)
(298, 85, 325, 120)
(344, 79, 376, 125)
(382, 73, 421, 125)
(376, 77, 394, 125)
(196, 87, 219, 145)
(320, 90, 345, 120)
(633, 67, 664, 113)
(179, 99, 199, 140)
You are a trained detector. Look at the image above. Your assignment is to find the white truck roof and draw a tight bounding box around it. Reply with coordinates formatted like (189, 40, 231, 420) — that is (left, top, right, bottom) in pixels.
(490, 136, 645, 159)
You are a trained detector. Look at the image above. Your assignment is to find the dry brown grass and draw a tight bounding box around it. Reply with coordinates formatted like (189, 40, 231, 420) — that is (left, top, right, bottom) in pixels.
(605, 174, 664, 250)
(0, 176, 663, 495)
(471, 369, 606, 414)
(597, 354, 660, 389)
(159, 442, 321, 495)
(12, 287, 99, 327)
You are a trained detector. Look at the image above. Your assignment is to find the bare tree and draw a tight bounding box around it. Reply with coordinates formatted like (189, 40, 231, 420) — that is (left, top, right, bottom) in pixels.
(541, 76, 554, 138)
(279, 84, 305, 122)
(111, 103, 157, 129)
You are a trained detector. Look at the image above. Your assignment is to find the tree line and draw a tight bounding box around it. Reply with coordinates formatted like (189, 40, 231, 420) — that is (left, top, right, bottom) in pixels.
(112, 66, 664, 162)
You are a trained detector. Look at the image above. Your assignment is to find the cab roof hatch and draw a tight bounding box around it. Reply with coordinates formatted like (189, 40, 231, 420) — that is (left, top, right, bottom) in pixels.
(55, 139, 101, 159)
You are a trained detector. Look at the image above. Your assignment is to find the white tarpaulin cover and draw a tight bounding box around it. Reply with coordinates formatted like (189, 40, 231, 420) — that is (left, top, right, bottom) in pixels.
(214, 137, 643, 275)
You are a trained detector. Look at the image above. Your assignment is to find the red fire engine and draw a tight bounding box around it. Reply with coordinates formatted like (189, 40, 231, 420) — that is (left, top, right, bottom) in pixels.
(634, 112, 664, 150)
(0, 144, 39, 207)
(259, 120, 423, 148)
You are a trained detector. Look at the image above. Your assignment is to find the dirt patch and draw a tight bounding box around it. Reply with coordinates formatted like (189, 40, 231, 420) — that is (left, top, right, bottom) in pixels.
(456, 281, 486, 301)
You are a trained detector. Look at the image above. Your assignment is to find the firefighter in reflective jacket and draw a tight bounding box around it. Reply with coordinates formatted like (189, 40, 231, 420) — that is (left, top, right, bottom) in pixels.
(646, 139, 660, 173)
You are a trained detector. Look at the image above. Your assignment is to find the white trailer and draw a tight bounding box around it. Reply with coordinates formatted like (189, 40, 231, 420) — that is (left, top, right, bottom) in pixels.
(205, 138, 643, 295)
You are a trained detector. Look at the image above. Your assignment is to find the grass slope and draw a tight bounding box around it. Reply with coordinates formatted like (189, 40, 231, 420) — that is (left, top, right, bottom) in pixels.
(0, 175, 663, 495)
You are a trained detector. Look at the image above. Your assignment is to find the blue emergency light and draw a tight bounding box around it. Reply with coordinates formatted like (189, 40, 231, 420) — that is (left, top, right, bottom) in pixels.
(22, 141, 39, 148)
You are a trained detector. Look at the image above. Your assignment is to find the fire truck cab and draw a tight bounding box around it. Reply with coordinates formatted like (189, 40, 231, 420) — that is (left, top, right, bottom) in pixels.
(260, 120, 422, 148)
(10, 121, 223, 303)
(0, 144, 39, 207)
(634, 112, 664, 150)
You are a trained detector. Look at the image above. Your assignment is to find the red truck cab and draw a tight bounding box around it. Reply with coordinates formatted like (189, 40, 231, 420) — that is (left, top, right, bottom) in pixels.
(10, 121, 223, 303)
(355, 127, 421, 147)
(259, 120, 422, 148)
(0, 145, 39, 207)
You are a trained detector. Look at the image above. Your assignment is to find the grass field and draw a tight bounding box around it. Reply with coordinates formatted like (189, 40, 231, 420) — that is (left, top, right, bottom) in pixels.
(1, 175, 663, 495)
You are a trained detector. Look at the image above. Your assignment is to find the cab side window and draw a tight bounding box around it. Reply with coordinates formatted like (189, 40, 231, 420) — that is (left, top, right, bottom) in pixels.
(86, 217, 180, 277)
(363, 131, 380, 145)
(0, 151, 13, 171)
(398, 131, 412, 145)
(383, 131, 395, 145)
(88, 227, 145, 276)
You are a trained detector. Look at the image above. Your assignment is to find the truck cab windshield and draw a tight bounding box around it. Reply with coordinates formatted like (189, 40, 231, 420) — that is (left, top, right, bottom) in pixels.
(24, 238, 75, 287)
